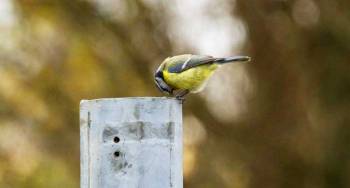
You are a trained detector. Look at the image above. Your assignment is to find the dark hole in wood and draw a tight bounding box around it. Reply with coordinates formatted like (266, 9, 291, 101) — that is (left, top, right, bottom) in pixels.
(114, 136, 120, 143)
(114, 151, 121, 158)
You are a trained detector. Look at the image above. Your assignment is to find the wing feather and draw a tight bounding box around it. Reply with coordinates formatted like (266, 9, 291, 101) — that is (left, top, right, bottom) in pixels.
(167, 55, 217, 73)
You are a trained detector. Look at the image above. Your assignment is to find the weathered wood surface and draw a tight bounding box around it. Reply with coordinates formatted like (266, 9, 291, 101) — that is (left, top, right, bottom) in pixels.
(80, 97, 183, 188)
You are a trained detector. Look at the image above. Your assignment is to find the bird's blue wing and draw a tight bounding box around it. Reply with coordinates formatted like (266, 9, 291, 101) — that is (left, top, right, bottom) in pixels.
(167, 55, 219, 73)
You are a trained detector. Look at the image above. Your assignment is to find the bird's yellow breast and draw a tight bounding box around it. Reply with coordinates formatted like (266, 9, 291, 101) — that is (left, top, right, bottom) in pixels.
(163, 64, 218, 92)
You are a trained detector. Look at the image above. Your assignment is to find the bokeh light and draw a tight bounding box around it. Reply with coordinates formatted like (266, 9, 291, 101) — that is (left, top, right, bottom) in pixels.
(0, 0, 349, 187)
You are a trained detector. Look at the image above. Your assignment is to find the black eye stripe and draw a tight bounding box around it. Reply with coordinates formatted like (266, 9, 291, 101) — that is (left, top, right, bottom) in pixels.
(155, 70, 164, 79)
(154, 78, 166, 91)
(154, 79, 162, 89)
(154, 77, 172, 94)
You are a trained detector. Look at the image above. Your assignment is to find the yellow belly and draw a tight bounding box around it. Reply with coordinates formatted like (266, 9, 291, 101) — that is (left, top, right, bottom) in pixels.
(163, 64, 218, 92)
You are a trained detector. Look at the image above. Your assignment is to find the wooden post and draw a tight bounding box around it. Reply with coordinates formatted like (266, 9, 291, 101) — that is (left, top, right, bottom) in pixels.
(80, 97, 183, 188)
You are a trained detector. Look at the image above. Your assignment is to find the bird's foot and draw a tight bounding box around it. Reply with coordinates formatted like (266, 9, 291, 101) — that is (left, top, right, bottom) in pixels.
(174, 89, 189, 104)
(175, 96, 186, 104)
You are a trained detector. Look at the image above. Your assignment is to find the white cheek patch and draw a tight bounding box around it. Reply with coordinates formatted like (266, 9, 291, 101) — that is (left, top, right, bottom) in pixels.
(155, 77, 172, 94)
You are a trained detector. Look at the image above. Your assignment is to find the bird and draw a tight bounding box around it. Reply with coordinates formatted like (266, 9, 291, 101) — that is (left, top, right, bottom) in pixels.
(154, 54, 251, 100)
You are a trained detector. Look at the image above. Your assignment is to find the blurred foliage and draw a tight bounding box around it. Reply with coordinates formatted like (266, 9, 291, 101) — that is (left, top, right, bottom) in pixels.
(0, 0, 349, 187)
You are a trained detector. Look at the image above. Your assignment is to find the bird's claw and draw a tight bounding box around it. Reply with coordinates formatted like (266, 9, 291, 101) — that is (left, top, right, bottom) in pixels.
(175, 96, 185, 104)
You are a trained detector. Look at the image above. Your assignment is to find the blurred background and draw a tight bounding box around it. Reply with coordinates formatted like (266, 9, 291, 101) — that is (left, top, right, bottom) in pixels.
(0, 0, 349, 187)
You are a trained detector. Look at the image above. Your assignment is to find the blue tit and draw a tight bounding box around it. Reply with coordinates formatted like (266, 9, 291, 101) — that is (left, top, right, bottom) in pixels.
(154, 54, 251, 99)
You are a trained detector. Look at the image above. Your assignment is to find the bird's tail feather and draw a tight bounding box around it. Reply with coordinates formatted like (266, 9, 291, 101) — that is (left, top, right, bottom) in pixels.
(215, 56, 251, 64)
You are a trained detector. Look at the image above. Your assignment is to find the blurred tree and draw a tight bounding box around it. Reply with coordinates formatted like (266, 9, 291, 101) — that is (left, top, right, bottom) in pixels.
(233, 0, 350, 187)
(0, 0, 349, 187)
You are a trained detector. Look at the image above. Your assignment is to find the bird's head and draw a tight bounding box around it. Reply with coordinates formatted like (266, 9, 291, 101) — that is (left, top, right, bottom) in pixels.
(154, 64, 173, 95)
